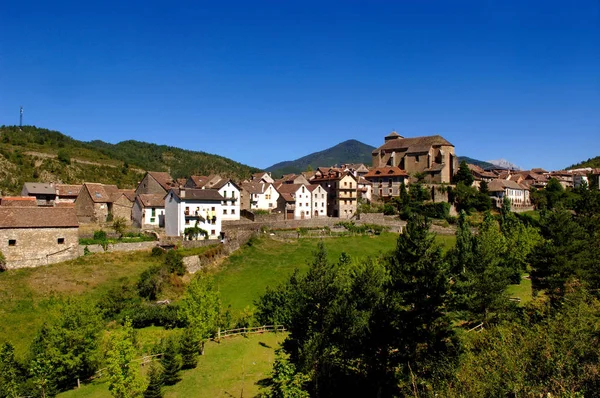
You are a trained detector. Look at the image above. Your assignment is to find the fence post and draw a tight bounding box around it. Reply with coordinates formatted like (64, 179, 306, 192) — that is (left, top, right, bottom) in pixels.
(217, 327, 221, 343)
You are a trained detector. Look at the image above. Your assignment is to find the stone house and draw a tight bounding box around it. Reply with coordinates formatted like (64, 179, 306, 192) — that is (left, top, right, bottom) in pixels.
(372, 131, 457, 183)
(21, 182, 56, 206)
(74, 183, 119, 223)
(364, 167, 409, 200)
(312, 170, 358, 218)
(0, 207, 79, 269)
(275, 183, 313, 220)
(55, 184, 82, 204)
(132, 194, 165, 228)
(251, 172, 275, 184)
(467, 164, 497, 188)
(111, 189, 136, 223)
(357, 177, 373, 202)
(240, 181, 280, 212)
(164, 188, 224, 240)
(275, 174, 310, 186)
(135, 171, 178, 196)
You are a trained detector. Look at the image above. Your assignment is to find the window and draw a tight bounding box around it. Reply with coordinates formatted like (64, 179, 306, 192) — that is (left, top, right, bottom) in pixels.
(322, 202, 324, 207)
(8, 239, 16, 246)
(302, 186, 305, 193)
(344, 181, 347, 186)
(57, 238, 65, 244)
(150, 217, 156, 223)
(223, 209, 227, 214)
(306, 203, 308, 207)
(415, 155, 420, 162)
(232, 209, 236, 214)
(223, 191, 227, 198)
(211, 230, 216, 235)
(185, 219, 190, 225)
(306, 211, 309, 215)
(299, 202, 302, 207)
(151, 208, 156, 217)
(349, 182, 353, 188)
(322, 194, 324, 199)
(268, 202, 273, 208)
(211, 207, 215, 211)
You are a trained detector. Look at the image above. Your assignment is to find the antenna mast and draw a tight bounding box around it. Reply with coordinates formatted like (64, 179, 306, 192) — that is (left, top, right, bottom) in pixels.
(20, 106, 23, 128)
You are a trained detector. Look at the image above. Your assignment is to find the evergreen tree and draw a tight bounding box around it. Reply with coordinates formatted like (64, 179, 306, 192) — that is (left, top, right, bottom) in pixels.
(0, 342, 22, 398)
(454, 161, 474, 186)
(479, 180, 489, 195)
(179, 326, 199, 370)
(160, 338, 181, 386)
(143, 363, 164, 398)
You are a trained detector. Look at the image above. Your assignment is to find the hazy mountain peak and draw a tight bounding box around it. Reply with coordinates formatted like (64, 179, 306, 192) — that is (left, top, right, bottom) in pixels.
(487, 158, 521, 170)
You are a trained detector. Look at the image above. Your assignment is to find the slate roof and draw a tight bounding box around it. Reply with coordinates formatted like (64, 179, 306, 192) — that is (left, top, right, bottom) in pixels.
(1, 197, 37, 207)
(148, 171, 177, 191)
(169, 189, 224, 201)
(55, 184, 82, 197)
(23, 182, 55, 195)
(373, 135, 454, 155)
(0, 207, 79, 228)
(137, 194, 165, 208)
(364, 167, 408, 178)
(84, 183, 119, 203)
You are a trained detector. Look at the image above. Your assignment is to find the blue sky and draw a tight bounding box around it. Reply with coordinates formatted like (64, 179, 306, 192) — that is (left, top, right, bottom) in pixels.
(0, 1, 598, 171)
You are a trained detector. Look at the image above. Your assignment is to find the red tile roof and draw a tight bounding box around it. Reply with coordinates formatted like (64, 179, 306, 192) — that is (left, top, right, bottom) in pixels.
(364, 167, 408, 178)
(1, 197, 37, 207)
(0, 207, 79, 228)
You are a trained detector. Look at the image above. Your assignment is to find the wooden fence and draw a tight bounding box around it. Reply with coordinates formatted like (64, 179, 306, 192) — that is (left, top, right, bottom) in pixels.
(215, 324, 286, 340)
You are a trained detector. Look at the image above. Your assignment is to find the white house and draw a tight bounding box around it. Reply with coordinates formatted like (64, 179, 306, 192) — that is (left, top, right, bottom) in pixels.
(309, 185, 328, 217)
(241, 181, 280, 211)
(164, 188, 224, 240)
(488, 180, 530, 208)
(210, 179, 241, 221)
(132, 194, 165, 228)
(275, 183, 313, 220)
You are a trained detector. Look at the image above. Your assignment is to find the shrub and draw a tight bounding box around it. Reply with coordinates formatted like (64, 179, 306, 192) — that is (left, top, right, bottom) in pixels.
(93, 230, 107, 241)
(83, 246, 91, 256)
(57, 149, 70, 164)
(151, 246, 165, 257)
(137, 265, 166, 301)
(420, 202, 450, 219)
(164, 250, 185, 276)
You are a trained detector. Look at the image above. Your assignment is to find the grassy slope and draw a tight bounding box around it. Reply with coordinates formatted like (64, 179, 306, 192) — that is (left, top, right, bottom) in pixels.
(0, 251, 163, 355)
(58, 332, 286, 398)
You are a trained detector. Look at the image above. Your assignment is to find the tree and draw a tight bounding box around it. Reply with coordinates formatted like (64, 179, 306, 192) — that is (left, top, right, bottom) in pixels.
(29, 298, 103, 391)
(479, 180, 489, 195)
(0, 343, 22, 398)
(30, 356, 55, 398)
(112, 217, 127, 239)
(143, 363, 164, 398)
(454, 161, 474, 186)
(262, 350, 310, 398)
(164, 250, 185, 276)
(159, 337, 181, 386)
(57, 149, 71, 165)
(106, 319, 144, 398)
(179, 326, 199, 370)
(178, 273, 220, 355)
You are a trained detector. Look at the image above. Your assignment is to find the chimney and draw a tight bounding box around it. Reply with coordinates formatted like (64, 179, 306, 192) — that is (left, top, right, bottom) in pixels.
(180, 189, 185, 198)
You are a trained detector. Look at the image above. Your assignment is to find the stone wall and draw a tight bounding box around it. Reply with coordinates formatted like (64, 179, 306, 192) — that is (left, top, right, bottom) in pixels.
(0, 227, 80, 269)
(79, 241, 157, 255)
(183, 229, 255, 273)
(356, 213, 385, 223)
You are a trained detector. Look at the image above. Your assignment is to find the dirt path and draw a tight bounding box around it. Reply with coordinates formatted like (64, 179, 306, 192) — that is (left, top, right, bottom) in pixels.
(24, 151, 145, 172)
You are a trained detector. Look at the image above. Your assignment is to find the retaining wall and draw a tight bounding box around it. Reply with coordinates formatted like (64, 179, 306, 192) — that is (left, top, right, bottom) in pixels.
(79, 241, 157, 255)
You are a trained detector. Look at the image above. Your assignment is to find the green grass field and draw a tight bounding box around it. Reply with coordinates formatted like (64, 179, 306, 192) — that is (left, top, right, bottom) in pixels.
(58, 332, 286, 398)
(0, 251, 163, 356)
(506, 274, 533, 305)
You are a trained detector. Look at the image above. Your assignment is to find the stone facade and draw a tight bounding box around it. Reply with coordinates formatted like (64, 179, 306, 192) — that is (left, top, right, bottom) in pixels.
(112, 194, 134, 223)
(0, 227, 79, 269)
(75, 187, 109, 223)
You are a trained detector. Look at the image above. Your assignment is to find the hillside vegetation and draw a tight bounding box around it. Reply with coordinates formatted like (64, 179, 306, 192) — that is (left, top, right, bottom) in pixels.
(0, 125, 260, 195)
(568, 155, 600, 170)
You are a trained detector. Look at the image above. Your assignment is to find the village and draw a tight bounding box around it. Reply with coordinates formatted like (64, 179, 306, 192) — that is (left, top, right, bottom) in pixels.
(1, 130, 599, 270)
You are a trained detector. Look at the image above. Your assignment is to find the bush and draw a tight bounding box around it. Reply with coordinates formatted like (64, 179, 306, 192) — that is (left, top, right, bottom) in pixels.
(165, 250, 185, 276)
(0, 251, 6, 271)
(137, 265, 166, 300)
(57, 149, 70, 164)
(93, 230, 107, 241)
(420, 202, 450, 219)
(151, 246, 165, 257)
(121, 304, 183, 329)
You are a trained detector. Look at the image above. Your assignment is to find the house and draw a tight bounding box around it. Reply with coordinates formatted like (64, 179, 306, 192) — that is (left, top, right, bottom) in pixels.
(0, 207, 79, 269)
(312, 170, 358, 218)
(135, 171, 178, 196)
(1, 197, 37, 207)
(111, 189, 136, 222)
(573, 171, 589, 189)
(488, 180, 530, 208)
(74, 183, 119, 223)
(468, 164, 497, 188)
(342, 163, 370, 178)
(21, 182, 56, 206)
(275, 183, 313, 220)
(212, 179, 241, 221)
(185, 174, 223, 189)
(364, 167, 409, 200)
(55, 184, 82, 204)
(372, 131, 457, 183)
(309, 185, 328, 217)
(132, 194, 165, 228)
(357, 177, 373, 202)
(240, 181, 280, 211)
(164, 188, 224, 240)
(251, 172, 275, 184)
(275, 174, 310, 186)
(546, 171, 573, 189)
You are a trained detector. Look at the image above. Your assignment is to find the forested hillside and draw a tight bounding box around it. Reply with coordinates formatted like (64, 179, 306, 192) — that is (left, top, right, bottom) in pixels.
(568, 155, 600, 169)
(0, 126, 259, 195)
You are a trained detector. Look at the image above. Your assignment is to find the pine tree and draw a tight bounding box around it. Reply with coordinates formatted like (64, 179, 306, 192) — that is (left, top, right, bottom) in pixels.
(143, 363, 163, 398)
(179, 327, 199, 370)
(0, 342, 22, 398)
(160, 338, 181, 386)
(106, 319, 144, 398)
(454, 160, 474, 186)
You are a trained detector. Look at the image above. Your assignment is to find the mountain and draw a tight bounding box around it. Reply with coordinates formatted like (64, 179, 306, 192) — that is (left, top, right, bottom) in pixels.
(458, 156, 495, 170)
(487, 158, 521, 171)
(266, 139, 375, 177)
(0, 125, 260, 195)
(567, 156, 600, 170)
